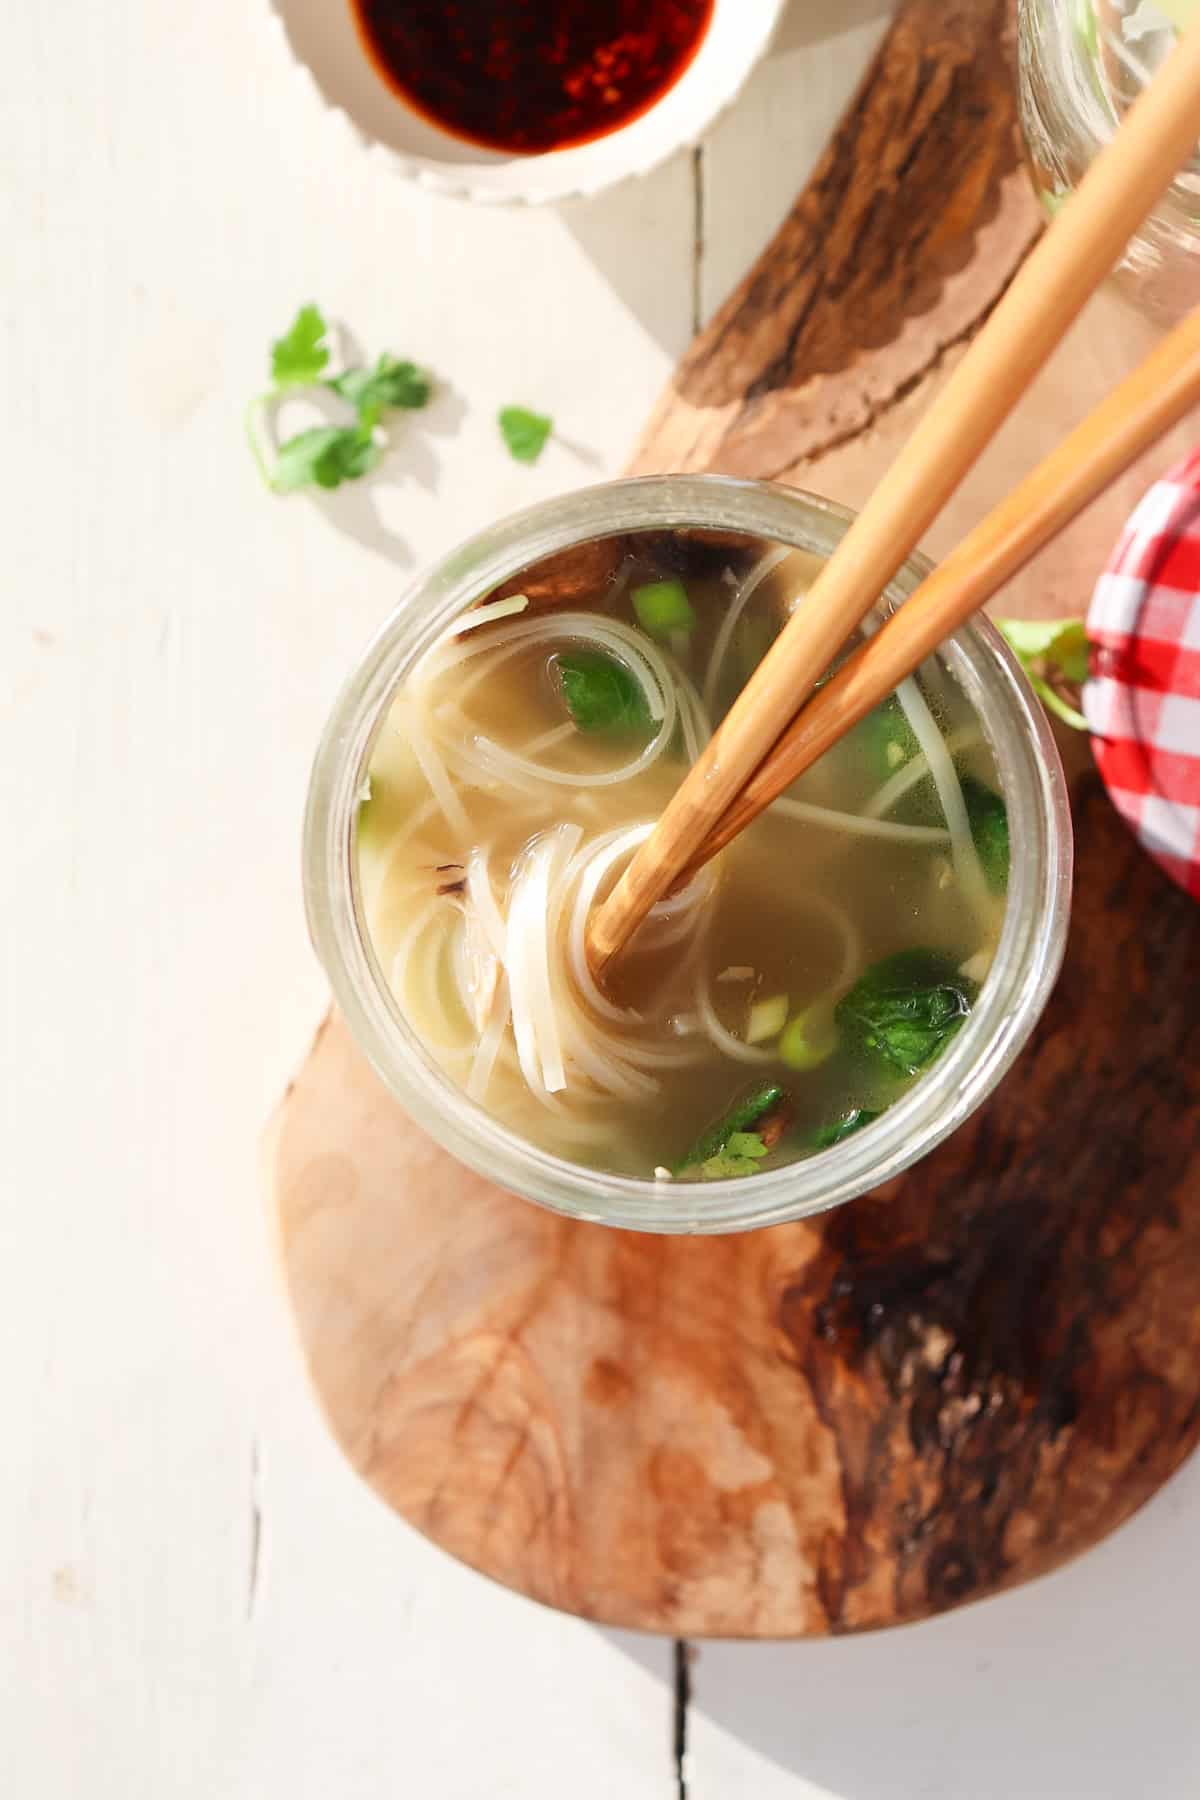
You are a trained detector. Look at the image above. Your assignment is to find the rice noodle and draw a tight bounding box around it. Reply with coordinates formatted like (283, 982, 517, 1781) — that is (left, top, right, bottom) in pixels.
(389, 901, 474, 1060)
(689, 885, 862, 1068)
(566, 826, 651, 1023)
(591, 1020, 708, 1071)
(465, 846, 507, 958)
(893, 679, 989, 915)
(467, 980, 511, 1101)
(770, 795, 950, 845)
(402, 703, 474, 837)
(558, 1018, 661, 1099)
(369, 577, 998, 1138)
(796, 891, 863, 994)
(702, 545, 790, 714)
(420, 614, 682, 792)
(673, 668, 712, 763)
(695, 967, 777, 1065)
(564, 823, 717, 1020)
(422, 634, 533, 707)
(435, 723, 542, 798)
(444, 593, 530, 640)
(357, 799, 441, 918)
(506, 833, 567, 1094)
(519, 721, 578, 757)
(418, 613, 670, 717)
(470, 726, 669, 791)
(862, 725, 982, 820)
(382, 794, 438, 851)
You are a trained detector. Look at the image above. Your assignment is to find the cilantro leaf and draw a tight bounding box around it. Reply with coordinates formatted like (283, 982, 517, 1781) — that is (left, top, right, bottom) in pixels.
(676, 1082, 785, 1174)
(499, 406, 553, 464)
(272, 420, 380, 493)
(997, 617, 1089, 680)
(555, 651, 652, 734)
(271, 304, 331, 388)
(726, 1131, 769, 1160)
(962, 775, 1009, 894)
(331, 354, 432, 414)
(698, 1154, 758, 1178)
(701, 1132, 769, 1179)
(996, 617, 1089, 731)
(836, 949, 976, 1078)
(252, 307, 436, 497)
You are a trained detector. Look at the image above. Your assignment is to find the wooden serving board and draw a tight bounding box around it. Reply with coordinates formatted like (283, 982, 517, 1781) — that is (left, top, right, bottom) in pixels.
(267, 0, 1200, 1637)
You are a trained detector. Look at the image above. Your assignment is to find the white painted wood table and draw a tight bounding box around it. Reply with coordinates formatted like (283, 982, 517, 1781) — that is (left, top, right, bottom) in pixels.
(6, 1, 1200, 1794)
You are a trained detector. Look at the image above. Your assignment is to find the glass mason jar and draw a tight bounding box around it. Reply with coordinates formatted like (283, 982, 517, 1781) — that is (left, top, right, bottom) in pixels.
(1018, 0, 1200, 321)
(303, 476, 1073, 1235)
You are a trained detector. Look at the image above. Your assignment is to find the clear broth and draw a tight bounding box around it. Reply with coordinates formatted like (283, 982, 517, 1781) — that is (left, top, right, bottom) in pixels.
(358, 528, 1007, 1180)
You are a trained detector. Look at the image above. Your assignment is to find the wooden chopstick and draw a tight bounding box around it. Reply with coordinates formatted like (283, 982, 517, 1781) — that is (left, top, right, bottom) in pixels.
(674, 303, 1200, 877)
(586, 14, 1200, 975)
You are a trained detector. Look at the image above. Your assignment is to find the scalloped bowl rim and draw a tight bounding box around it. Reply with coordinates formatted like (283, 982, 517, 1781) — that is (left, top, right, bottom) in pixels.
(264, 0, 790, 205)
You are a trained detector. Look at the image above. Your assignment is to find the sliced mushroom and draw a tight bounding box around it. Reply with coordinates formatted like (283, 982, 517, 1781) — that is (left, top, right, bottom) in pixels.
(629, 526, 763, 578)
(489, 536, 631, 612)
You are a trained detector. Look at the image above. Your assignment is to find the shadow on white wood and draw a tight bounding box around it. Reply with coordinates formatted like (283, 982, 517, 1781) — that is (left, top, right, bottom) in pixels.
(1, 1, 695, 1794)
(699, 0, 891, 327)
(612, 1452, 1200, 1798)
(562, 0, 891, 348)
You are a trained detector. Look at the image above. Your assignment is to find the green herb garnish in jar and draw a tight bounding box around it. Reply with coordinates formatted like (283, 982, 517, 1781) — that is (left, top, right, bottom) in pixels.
(962, 776, 1010, 894)
(808, 1107, 882, 1150)
(632, 578, 696, 642)
(555, 651, 652, 735)
(836, 949, 977, 1079)
(675, 1081, 788, 1177)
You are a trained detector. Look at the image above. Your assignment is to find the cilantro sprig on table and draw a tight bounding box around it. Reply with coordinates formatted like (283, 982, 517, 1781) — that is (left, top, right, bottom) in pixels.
(249, 305, 556, 495)
(248, 305, 434, 495)
(996, 617, 1090, 732)
(498, 405, 553, 465)
(270, 303, 330, 387)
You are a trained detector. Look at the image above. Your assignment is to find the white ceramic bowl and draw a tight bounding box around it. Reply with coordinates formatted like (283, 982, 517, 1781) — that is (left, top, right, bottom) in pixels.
(266, 0, 788, 205)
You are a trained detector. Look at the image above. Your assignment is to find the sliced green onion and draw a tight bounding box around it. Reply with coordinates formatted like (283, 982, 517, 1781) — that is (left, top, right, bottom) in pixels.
(633, 578, 695, 640)
(675, 1081, 784, 1174)
(958, 949, 993, 986)
(779, 1007, 839, 1071)
(746, 993, 788, 1045)
(700, 1131, 770, 1179)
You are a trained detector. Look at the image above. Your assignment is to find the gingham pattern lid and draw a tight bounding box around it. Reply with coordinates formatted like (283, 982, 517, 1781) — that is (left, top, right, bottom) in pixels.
(1085, 449, 1200, 901)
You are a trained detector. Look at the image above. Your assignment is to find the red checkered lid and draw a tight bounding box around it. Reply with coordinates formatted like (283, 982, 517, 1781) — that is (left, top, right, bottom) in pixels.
(1085, 449, 1200, 901)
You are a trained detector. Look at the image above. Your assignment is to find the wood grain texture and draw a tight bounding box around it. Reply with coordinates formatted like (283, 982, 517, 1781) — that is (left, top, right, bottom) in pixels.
(272, 773, 1200, 1636)
(268, 0, 1200, 1637)
(591, 6, 1200, 967)
(635, 0, 1199, 614)
(683, 305, 1200, 874)
(632, 0, 1041, 480)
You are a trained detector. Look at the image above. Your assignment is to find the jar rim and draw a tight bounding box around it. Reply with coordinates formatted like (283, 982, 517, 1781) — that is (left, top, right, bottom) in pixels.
(303, 475, 1073, 1234)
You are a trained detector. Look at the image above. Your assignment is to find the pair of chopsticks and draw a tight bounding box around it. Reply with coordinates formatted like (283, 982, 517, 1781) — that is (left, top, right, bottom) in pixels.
(586, 16, 1200, 975)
